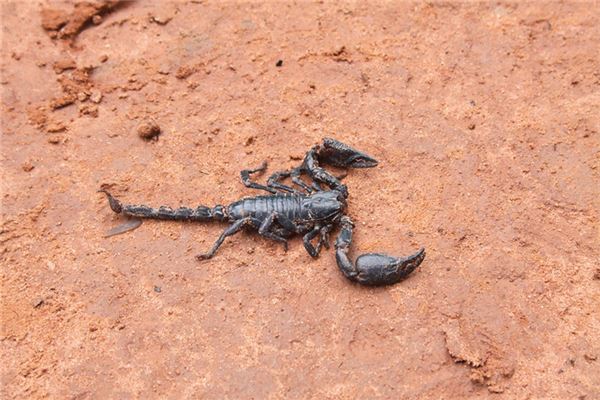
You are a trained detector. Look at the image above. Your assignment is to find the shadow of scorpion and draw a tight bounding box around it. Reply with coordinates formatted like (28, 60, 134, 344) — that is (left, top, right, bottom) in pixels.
(100, 138, 425, 286)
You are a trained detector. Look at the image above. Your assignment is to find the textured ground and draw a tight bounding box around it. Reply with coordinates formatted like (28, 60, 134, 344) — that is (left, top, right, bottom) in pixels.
(1, 1, 599, 399)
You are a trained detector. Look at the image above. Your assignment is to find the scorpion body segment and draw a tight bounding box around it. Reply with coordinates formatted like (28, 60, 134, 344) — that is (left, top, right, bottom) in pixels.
(100, 138, 425, 286)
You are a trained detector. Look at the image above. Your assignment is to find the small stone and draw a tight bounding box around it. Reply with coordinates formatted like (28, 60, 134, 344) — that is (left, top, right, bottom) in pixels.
(33, 298, 44, 308)
(47, 135, 62, 144)
(276, 59, 283, 67)
(151, 14, 173, 25)
(46, 122, 66, 133)
(53, 58, 76, 74)
(158, 64, 170, 75)
(79, 104, 98, 118)
(175, 65, 196, 79)
(99, 54, 109, 63)
(90, 90, 103, 103)
(77, 92, 88, 102)
(244, 136, 255, 146)
(468, 123, 476, 130)
(92, 14, 103, 25)
(137, 121, 161, 140)
(154, 286, 162, 293)
(21, 161, 35, 172)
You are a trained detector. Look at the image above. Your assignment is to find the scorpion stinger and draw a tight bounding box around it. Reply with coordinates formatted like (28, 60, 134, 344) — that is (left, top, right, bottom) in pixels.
(335, 216, 425, 286)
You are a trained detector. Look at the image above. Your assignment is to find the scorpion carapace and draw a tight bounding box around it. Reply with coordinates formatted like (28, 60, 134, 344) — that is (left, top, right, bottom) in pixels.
(100, 138, 425, 286)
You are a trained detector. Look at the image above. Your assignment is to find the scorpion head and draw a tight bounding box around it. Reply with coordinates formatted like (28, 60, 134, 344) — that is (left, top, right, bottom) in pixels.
(304, 190, 347, 222)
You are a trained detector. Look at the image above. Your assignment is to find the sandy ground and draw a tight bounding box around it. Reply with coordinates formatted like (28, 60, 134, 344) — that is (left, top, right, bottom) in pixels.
(1, 1, 599, 399)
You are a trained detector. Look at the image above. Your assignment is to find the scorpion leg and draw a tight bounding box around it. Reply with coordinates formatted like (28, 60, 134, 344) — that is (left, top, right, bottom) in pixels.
(319, 224, 332, 249)
(335, 216, 425, 286)
(311, 181, 323, 192)
(196, 217, 253, 260)
(266, 170, 303, 194)
(267, 167, 313, 194)
(258, 212, 290, 251)
(303, 226, 322, 258)
(290, 168, 314, 193)
(240, 161, 277, 194)
(302, 224, 332, 257)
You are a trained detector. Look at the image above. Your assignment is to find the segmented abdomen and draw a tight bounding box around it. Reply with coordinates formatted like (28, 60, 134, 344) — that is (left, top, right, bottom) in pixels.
(227, 194, 304, 221)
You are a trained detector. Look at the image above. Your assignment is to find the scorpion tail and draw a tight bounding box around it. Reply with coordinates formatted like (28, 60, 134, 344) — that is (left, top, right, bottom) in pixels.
(99, 189, 226, 222)
(335, 216, 425, 286)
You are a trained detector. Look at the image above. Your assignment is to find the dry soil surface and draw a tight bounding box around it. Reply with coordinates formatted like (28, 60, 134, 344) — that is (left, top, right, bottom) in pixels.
(1, 1, 599, 399)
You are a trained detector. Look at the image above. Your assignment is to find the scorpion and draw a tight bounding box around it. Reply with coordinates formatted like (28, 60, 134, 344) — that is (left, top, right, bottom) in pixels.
(100, 138, 425, 286)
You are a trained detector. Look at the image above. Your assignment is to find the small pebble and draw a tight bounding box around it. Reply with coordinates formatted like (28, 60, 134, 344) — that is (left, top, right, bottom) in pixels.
(276, 59, 283, 67)
(47, 135, 62, 144)
(46, 122, 66, 133)
(90, 90, 103, 104)
(151, 14, 173, 25)
(137, 121, 161, 140)
(154, 286, 162, 293)
(21, 161, 34, 172)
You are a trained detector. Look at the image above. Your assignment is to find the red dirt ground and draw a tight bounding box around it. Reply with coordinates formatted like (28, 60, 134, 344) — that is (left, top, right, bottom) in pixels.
(1, 1, 599, 399)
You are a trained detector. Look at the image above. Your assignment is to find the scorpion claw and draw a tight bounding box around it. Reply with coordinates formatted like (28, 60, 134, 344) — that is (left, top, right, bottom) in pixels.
(354, 248, 425, 286)
(320, 138, 378, 169)
(335, 216, 425, 286)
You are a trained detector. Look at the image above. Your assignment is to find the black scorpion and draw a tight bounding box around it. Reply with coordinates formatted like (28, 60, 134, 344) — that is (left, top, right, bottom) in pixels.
(100, 138, 425, 286)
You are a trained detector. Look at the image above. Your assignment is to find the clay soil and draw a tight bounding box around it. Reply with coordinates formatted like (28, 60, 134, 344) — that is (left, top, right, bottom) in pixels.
(1, 1, 599, 399)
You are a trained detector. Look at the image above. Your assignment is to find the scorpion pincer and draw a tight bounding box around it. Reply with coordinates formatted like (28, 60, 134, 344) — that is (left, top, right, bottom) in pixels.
(100, 138, 425, 286)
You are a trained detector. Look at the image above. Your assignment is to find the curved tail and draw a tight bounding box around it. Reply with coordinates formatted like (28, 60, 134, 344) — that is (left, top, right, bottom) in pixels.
(99, 189, 227, 222)
(335, 216, 425, 286)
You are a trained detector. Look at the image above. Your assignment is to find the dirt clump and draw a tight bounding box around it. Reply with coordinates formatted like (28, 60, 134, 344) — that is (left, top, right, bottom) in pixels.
(50, 67, 95, 111)
(52, 58, 76, 74)
(41, 1, 121, 40)
(137, 121, 161, 140)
